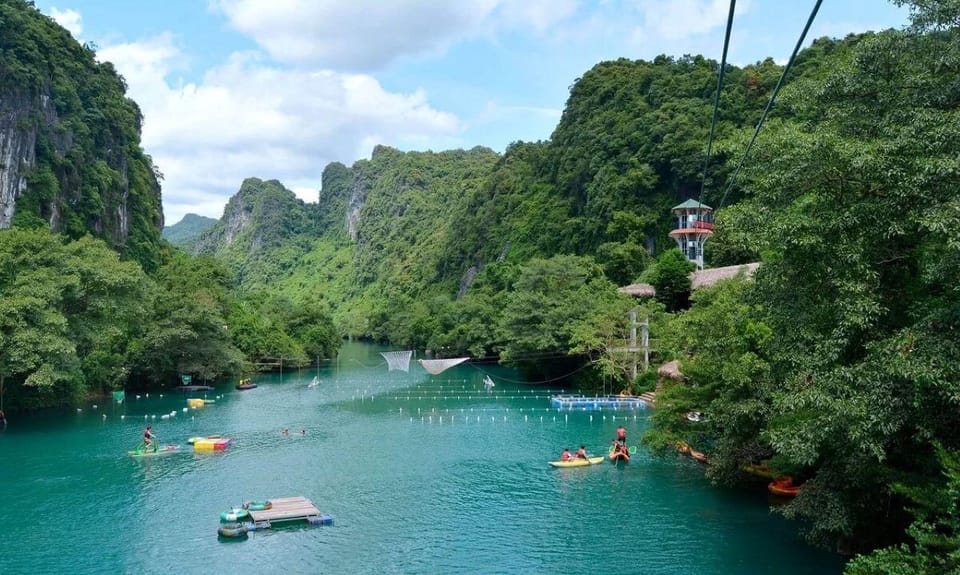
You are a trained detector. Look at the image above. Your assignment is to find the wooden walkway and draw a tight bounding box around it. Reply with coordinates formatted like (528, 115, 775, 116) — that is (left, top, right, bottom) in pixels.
(248, 496, 322, 523)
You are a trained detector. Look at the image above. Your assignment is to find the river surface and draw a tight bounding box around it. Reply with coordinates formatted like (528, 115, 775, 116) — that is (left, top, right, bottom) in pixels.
(0, 342, 842, 574)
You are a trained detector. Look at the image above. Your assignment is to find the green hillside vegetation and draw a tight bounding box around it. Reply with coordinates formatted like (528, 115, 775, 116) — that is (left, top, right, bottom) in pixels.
(643, 8, 960, 571)
(3, 0, 958, 568)
(161, 213, 218, 248)
(0, 0, 164, 270)
(193, 2, 960, 569)
(0, 2, 340, 413)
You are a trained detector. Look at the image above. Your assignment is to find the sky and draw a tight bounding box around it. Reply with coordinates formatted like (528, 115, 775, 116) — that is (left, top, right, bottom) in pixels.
(36, 0, 911, 226)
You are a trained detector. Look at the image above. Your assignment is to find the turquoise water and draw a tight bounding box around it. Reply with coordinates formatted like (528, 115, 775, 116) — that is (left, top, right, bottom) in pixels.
(0, 342, 843, 574)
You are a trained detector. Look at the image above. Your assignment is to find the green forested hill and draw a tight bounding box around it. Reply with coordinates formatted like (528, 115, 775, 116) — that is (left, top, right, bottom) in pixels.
(0, 3, 340, 415)
(195, 6, 960, 568)
(0, 0, 164, 270)
(207, 55, 790, 345)
(162, 213, 217, 249)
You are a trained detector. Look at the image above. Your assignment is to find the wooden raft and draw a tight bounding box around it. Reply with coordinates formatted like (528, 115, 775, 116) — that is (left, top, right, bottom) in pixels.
(248, 496, 321, 523)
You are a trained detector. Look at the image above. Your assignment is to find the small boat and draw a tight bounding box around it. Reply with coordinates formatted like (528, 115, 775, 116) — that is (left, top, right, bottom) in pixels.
(548, 456, 604, 468)
(686, 411, 704, 422)
(483, 375, 495, 391)
(236, 379, 257, 390)
(689, 449, 709, 463)
(768, 476, 801, 497)
(307, 377, 320, 388)
(128, 444, 180, 457)
(743, 463, 774, 479)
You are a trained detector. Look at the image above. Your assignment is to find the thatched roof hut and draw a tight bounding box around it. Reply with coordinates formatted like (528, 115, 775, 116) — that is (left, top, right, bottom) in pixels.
(619, 263, 760, 298)
(658, 360, 683, 380)
(690, 262, 760, 290)
(617, 283, 656, 298)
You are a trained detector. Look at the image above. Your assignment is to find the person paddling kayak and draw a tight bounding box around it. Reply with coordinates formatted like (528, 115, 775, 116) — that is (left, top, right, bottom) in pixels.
(575, 445, 588, 459)
(561, 448, 573, 461)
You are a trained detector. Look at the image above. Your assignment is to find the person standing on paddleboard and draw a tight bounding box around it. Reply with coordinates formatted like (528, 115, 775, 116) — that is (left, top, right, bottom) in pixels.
(143, 426, 156, 451)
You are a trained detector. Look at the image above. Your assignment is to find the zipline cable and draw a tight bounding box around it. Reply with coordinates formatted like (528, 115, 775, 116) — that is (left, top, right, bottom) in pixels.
(717, 0, 824, 211)
(696, 0, 738, 214)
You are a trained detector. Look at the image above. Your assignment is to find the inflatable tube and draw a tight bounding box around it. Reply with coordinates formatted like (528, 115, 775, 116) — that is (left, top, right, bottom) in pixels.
(187, 435, 223, 445)
(243, 500, 272, 511)
(220, 508, 250, 522)
(217, 523, 248, 538)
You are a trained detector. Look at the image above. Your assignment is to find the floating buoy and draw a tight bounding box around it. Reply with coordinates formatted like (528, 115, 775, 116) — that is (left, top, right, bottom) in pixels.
(93, 404, 98, 409)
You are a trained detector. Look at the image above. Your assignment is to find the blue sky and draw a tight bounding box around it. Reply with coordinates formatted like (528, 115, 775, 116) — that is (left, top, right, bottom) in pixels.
(37, 0, 909, 225)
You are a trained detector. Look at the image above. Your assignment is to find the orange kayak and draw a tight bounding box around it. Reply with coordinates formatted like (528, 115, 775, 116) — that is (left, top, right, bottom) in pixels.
(768, 476, 801, 497)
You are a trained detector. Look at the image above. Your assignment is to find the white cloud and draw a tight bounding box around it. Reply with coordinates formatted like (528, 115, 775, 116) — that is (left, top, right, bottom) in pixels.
(630, 0, 750, 43)
(49, 6, 82, 37)
(210, 0, 581, 69)
(98, 36, 460, 224)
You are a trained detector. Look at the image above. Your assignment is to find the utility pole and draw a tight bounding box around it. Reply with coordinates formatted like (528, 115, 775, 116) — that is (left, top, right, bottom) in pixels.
(629, 310, 638, 382)
(641, 316, 650, 371)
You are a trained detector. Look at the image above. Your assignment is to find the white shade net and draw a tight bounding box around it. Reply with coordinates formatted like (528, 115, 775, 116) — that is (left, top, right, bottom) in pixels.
(418, 357, 469, 375)
(381, 351, 413, 372)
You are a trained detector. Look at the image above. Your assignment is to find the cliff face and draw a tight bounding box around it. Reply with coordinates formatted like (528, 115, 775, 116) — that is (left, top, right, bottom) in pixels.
(195, 177, 315, 255)
(0, 89, 38, 226)
(0, 0, 164, 269)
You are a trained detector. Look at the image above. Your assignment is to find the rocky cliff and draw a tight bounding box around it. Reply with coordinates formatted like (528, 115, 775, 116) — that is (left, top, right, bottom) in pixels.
(0, 0, 164, 269)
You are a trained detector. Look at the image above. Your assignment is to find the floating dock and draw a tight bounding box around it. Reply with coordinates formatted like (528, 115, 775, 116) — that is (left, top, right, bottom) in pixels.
(550, 395, 648, 410)
(176, 385, 214, 392)
(248, 496, 332, 526)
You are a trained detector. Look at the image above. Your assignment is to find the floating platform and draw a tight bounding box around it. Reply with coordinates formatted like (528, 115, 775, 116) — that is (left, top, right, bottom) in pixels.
(550, 395, 649, 410)
(176, 385, 214, 392)
(247, 496, 331, 526)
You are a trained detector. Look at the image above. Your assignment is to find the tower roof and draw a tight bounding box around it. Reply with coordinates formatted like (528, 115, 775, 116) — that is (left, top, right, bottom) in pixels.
(672, 199, 712, 210)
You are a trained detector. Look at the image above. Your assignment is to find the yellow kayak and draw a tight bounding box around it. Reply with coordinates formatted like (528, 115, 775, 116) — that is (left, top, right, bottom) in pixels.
(548, 456, 604, 468)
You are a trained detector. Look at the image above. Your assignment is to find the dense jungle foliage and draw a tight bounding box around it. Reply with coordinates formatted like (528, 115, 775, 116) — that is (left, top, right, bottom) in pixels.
(0, 0, 164, 270)
(3, 0, 959, 569)
(0, 3, 341, 413)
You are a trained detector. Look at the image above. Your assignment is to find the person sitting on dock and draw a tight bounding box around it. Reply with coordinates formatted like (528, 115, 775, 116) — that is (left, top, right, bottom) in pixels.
(561, 448, 573, 461)
(143, 426, 156, 451)
(575, 445, 588, 459)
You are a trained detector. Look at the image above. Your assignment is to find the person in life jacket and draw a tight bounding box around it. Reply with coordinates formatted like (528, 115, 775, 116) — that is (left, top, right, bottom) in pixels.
(575, 445, 588, 459)
(561, 448, 573, 461)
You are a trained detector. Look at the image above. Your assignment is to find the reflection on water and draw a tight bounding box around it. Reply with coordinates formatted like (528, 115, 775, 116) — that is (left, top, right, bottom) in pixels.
(0, 342, 842, 574)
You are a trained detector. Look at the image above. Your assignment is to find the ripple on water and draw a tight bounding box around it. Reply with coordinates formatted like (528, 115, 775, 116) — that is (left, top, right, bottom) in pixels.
(0, 343, 844, 575)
